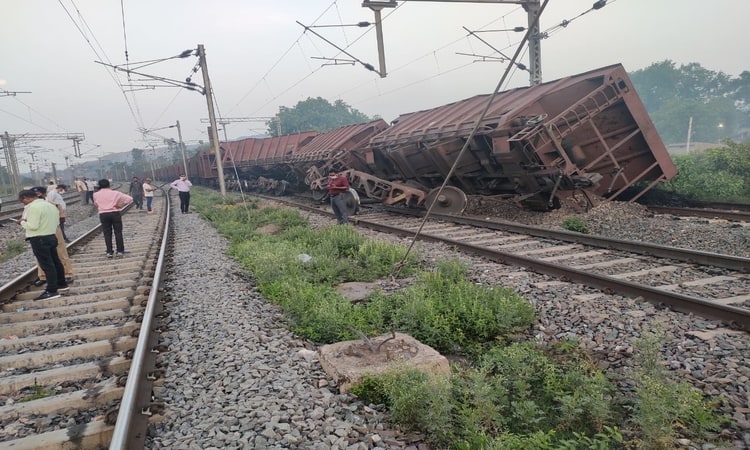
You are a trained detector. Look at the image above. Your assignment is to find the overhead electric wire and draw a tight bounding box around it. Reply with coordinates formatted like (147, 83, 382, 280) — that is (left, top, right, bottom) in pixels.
(57, 0, 145, 131)
(393, 0, 550, 276)
(3, 93, 69, 133)
(120, 0, 131, 80)
(228, 0, 341, 113)
(335, 6, 520, 98)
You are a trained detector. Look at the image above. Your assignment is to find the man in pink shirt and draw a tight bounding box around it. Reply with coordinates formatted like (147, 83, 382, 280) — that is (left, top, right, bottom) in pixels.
(93, 178, 133, 258)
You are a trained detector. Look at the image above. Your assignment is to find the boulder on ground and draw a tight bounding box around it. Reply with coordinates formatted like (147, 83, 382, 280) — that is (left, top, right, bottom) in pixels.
(318, 332, 450, 393)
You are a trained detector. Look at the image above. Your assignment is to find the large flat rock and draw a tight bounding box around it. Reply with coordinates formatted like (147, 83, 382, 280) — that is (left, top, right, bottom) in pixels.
(318, 332, 450, 393)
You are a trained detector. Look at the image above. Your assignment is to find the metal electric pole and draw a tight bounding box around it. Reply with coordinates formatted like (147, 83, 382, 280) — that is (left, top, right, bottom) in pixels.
(362, 0, 542, 85)
(197, 44, 227, 196)
(175, 120, 189, 178)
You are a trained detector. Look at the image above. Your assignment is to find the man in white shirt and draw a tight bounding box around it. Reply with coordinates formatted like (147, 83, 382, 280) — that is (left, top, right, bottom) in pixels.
(75, 177, 87, 204)
(170, 174, 193, 214)
(46, 183, 69, 243)
(84, 178, 95, 204)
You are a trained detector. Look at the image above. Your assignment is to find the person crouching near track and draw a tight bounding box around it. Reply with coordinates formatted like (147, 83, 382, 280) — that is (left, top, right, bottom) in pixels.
(16, 190, 70, 300)
(327, 170, 351, 225)
(93, 179, 133, 258)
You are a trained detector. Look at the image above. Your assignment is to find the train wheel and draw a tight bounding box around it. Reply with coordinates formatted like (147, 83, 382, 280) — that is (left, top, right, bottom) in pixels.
(311, 189, 327, 203)
(274, 180, 288, 196)
(341, 191, 359, 217)
(425, 186, 468, 214)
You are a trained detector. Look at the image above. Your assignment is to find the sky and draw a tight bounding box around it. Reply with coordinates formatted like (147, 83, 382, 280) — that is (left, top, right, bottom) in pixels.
(1, 0, 749, 174)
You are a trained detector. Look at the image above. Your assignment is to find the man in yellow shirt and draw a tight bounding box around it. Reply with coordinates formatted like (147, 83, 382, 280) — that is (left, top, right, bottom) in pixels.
(17, 190, 70, 300)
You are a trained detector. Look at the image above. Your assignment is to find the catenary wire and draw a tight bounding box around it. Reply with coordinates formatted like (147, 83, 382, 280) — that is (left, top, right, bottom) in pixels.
(57, 0, 144, 130)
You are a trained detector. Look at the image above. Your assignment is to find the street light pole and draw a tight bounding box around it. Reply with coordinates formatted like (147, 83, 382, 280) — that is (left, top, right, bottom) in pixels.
(197, 44, 227, 196)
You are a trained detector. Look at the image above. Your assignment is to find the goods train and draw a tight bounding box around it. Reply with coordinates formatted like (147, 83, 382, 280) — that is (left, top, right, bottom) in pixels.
(153, 64, 677, 215)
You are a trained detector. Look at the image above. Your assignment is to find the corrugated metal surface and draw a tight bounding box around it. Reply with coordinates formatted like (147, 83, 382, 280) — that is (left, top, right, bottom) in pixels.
(290, 120, 389, 162)
(363, 64, 675, 202)
(221, 132, 318, 167)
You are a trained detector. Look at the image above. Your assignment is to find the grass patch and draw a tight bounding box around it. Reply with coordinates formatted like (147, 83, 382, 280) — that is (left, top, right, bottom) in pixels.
(0, 239, 27, 263)
(19, 385, 53, 402)
(627, 331, 724, 449)
(561, 216, 589, 233)
(189, 188, 729, 449)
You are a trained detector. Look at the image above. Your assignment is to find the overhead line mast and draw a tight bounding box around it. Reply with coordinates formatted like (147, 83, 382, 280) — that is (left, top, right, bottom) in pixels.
(1, 132, 85, 194)
(362, 0, 542, 85)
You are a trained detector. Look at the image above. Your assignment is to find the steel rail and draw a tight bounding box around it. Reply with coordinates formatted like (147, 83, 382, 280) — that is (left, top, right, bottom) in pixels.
(109, 190, 171, 449)
(0, 198, 131, 302)
(648, 205, 750, 223)
(353, 216, 750, 331)
(387, 207, 750, 272)
(258, 195, 750, 331)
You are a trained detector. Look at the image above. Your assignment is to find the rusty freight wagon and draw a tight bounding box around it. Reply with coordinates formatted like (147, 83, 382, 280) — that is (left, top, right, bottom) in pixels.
(342, 63, 676, 213)
(220, 120, 389, 194)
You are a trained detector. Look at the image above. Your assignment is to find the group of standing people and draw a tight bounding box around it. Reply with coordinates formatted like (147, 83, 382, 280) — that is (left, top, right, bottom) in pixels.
(74, 177, 96, 204)
(12, 172, 196, 299)
(129, 176, 157, 213)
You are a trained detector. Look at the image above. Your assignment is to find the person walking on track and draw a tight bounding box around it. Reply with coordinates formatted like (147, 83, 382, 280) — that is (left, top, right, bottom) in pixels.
(129, 176, 144, 210)
(93, 179, 133, 258)
(171, 174, 192, 214)
(143, 178, 156, 214)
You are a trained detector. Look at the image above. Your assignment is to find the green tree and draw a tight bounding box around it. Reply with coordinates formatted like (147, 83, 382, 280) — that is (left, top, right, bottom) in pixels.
(630, 60, 750, 144)
(267, 97, 371, 136)
(663, 140, 750, 201)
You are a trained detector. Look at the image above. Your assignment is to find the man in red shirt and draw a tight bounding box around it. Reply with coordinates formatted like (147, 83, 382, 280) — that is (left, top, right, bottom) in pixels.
(327, 170, 351, 224)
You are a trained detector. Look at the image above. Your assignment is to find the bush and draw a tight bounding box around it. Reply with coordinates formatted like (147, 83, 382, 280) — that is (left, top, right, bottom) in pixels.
(379, 260, 535, 355)
(628, 331, 724, 449)
(561, 216, 588, 233)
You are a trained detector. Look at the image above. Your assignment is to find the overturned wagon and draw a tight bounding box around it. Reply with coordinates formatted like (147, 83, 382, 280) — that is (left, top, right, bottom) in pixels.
(342, 63, 676, 213)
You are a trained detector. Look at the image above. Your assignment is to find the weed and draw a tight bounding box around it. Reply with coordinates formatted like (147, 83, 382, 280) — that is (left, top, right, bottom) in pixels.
(0, 240, 26, 263)
(628, 330, 724, 449)
(561, 216, 588, 233)
(20, 384, 53, 402)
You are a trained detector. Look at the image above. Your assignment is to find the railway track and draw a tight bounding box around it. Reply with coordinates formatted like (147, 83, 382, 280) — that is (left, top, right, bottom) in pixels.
(0, 193, 170, 449)
(647, 205, 750, 222)
(0, 192, 84, 225)
(264, 195, 750, 331)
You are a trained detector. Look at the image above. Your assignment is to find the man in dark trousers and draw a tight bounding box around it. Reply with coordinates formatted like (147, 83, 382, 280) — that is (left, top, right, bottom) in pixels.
(93, 179, 133, 258)
(327, 170, 351, 225)
(16, 189, 69, 300)
(170, 174, 193, 214)
(129, 176, 144, 210)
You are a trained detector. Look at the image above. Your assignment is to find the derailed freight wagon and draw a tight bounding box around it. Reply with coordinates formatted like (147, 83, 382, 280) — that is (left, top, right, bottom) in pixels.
(220, 119, 389, 194)
(220, 131, 318, 193)
(341, 63, 677, 213)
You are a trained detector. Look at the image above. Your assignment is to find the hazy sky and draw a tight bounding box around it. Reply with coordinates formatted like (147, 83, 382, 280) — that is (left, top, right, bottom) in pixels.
(1, 0, 748, 172)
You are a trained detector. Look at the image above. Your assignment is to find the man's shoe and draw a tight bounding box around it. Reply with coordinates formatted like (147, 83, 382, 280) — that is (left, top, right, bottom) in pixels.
(106, 253, 114, 258)
(65, 277, 74, 284)
(116, 251, 129, 256)
(33, 279, 47, 287)
(34, 291, 61, 301)
(58, 285, 70, 293)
